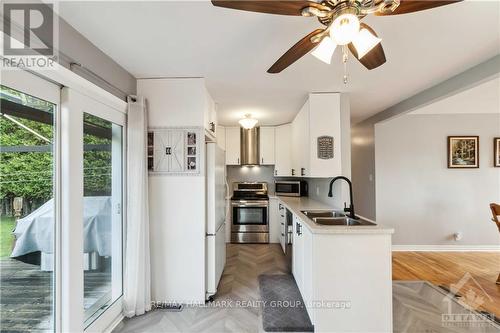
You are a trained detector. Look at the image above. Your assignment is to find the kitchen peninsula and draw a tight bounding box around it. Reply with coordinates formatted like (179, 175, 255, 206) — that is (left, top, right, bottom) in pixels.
(276, 195, 394, 332)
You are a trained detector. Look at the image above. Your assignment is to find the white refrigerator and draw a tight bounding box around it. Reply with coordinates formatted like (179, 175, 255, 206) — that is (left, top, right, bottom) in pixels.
(205, 142, 226, 300)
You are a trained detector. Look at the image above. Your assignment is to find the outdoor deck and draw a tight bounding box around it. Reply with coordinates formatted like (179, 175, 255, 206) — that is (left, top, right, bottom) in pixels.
(0, 257, 111, 332)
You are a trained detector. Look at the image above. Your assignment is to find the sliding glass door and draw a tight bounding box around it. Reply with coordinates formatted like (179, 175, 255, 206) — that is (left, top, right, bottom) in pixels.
(1, 70, 126, 332)
(0, 79, 59, 332)
(82, 112, 123, 326)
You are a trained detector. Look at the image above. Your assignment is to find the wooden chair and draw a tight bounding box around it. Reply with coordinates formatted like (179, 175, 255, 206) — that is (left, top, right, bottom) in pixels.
(489, 203, 500, 285)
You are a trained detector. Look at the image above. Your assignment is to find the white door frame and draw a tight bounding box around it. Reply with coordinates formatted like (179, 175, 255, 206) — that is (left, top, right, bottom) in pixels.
(1, 69, 63, 331)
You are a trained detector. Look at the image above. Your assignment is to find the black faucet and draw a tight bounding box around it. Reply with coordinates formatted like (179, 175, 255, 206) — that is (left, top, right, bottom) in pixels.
(328, 176, 357, 219)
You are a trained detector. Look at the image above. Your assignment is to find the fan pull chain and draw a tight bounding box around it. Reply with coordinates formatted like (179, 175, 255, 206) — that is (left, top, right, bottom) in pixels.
(342, 45, 349, 84)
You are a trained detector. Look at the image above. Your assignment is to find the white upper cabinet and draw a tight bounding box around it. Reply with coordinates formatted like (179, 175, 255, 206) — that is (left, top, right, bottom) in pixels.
(225, 127, 240, 165)
(204, 91, 217, 139)
(259, 127, 275, 165)
(275, 124, 292, 176)
(292, 101, 310, 177)
(291, 93, 350, 178)
(216, 125, 226, 151)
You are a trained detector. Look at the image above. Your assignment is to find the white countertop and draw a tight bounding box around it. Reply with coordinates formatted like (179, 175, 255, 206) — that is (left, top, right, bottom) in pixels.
(275, 196, 394, 235)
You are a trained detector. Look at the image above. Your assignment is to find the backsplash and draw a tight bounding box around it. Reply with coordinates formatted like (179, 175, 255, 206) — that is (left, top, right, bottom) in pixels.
(307, 178, 342, 210)
(226, 167, 346, 209)
(226, 165, 276, 195)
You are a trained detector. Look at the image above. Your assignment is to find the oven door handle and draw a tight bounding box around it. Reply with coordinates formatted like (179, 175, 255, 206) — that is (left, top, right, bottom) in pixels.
(231, 201, 269, 207)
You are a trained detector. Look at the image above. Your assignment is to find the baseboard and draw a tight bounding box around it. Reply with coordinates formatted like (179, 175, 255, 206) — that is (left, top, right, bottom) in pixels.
(392, 245, 500, 252)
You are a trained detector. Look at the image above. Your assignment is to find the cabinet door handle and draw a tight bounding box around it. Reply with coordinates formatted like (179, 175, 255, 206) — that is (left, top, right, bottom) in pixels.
(237, 157, 240, 164)
(262, 157, 264, 164)
(275, 169, 277, 176)
(281, 233, 284, 237)
(297, 223, 302, 236)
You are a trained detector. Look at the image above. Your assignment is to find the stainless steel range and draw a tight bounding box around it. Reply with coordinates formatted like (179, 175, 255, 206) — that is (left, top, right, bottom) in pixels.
(231, 182, 269, 243)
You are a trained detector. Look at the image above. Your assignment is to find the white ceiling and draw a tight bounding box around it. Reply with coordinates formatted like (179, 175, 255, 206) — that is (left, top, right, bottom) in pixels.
(58, 0, 500, 125)
(409, 77, 500, 115)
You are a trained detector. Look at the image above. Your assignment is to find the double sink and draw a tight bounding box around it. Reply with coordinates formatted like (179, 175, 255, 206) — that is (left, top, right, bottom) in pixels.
(301, 210, 376, 226)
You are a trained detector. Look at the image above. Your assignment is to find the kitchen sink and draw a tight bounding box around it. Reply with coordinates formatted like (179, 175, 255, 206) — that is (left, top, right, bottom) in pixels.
(313, 217, 376, 226)
(301, 210, 345, 218)
(301, 210, 376, 226)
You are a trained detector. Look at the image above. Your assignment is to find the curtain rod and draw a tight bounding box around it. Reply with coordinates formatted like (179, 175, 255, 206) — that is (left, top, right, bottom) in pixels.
(70, 62, 129, 100)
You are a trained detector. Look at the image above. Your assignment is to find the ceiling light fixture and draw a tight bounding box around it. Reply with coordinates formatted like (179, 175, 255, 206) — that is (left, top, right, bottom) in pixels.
(311, 36, 337, 64)
(329, 11, 360, 46)
(239, 114, 258, 129)
(351, 28, 382, 59)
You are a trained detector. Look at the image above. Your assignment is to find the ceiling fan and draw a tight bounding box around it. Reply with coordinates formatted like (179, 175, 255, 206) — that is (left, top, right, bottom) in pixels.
(211, 0, 462, 79)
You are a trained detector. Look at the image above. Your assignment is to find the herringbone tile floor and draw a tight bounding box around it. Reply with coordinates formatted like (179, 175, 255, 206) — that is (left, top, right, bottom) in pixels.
(115, 244, 288, 333)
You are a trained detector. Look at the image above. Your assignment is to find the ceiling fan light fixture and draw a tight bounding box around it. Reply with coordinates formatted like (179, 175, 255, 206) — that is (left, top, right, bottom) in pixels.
(311, 36, 337, 64)
(330, 12, 360, 45)
(239, 114, 258, 129)
(352, 28, 382, 59)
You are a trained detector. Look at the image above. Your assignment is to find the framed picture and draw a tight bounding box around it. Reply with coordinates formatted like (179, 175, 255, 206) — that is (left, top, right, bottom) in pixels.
(187, 132, 196, 145)
(447, 136, 479, 168)
(494, 138, 500, 167)
(187, 156, 197, 170)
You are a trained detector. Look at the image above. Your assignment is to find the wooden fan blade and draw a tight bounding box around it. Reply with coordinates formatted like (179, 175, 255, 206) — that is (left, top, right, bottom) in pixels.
(268, 29, 324, 73)
(348, 23, 386, 70)
(375, 0, 462, 16)
(211, 0, 328, 16)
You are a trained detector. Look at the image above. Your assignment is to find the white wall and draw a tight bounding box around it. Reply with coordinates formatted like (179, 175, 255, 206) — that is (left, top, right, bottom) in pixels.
(137, 78, 207, 303)
(351, 58, 500, 221)
(375, 112, 500, 246)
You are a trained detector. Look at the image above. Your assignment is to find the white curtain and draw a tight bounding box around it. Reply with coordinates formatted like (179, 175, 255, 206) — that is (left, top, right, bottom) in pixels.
(123, 96, 151, 317)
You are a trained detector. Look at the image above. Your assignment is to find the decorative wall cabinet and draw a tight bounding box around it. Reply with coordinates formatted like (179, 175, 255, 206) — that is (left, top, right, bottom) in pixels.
(148, 127, 202, 175)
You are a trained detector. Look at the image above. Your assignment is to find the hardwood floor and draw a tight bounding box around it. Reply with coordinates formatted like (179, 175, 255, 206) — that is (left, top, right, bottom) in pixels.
(392, 251, 500, 318)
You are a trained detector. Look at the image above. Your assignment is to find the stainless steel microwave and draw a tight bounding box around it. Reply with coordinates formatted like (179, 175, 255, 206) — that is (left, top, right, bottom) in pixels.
(275, 180, 308, 197)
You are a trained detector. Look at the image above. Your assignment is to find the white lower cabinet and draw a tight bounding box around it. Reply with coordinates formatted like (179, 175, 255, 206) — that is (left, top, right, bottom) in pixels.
(302, 225, 314, 323)
(269, 198, 280, 243)
(292, 215, 304, 292)
(278, 203, 286, 253)
(292, 214, 314, 323)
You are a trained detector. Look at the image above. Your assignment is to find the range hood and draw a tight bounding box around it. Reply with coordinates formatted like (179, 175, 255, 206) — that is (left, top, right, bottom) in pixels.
(240, 127, 260, 165)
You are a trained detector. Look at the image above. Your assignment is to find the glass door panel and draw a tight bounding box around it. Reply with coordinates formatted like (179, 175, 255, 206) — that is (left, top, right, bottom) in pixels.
(0, 85, 56, 332)
(82, 112, 123, 326)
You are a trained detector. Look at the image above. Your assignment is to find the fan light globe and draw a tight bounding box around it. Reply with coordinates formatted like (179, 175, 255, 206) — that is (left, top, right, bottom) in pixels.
(311, 37, 337, 64)
(352, 28, 382, 58)
(239, 114, 258, 129)
(330, 13, 360, 45)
